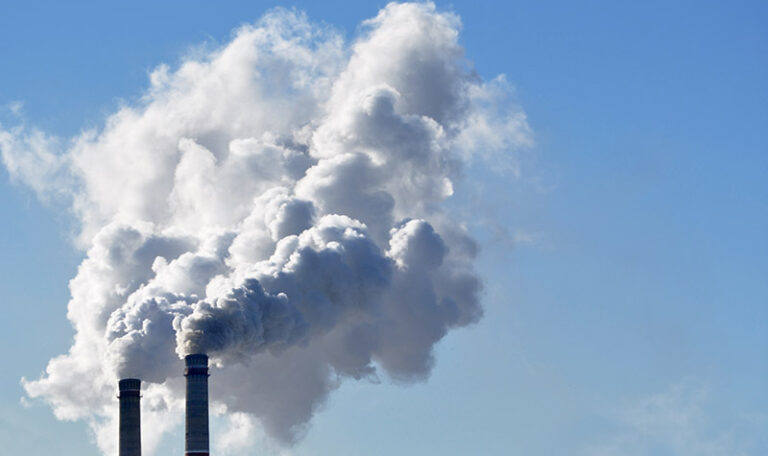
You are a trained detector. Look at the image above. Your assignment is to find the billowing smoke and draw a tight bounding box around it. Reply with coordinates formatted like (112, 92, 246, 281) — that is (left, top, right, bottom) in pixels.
(1, 2, 531, 454)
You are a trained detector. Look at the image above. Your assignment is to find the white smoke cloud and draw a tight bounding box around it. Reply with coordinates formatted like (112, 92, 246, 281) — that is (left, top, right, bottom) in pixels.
(214, 411, 257, 455)
(3, 2, 531, 454)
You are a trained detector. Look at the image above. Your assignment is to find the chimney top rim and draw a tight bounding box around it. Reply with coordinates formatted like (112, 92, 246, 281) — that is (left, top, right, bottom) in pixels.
(185, 353, 208, 367)
(118, 378, 141, 391)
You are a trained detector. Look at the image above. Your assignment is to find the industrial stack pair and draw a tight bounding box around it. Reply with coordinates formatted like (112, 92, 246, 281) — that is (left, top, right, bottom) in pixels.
(117, 354, 210, 456)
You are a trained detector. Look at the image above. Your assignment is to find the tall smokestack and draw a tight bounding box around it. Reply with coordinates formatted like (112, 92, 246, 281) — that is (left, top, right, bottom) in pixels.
(185, 354, 210, 455)
(118, 378, 142, 456)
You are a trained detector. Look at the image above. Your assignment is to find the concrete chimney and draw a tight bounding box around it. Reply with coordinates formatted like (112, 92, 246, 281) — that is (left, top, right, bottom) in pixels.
(185, 354, 210, 455)
(118, 378, 142, 456)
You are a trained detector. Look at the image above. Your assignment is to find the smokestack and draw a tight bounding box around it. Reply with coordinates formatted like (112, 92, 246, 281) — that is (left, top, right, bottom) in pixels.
(185, 354, 210, 455)
(118, 378, 142, 456)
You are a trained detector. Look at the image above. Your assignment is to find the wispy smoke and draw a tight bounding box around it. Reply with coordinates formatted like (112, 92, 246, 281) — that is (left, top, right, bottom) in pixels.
(2, 2, 531, 454)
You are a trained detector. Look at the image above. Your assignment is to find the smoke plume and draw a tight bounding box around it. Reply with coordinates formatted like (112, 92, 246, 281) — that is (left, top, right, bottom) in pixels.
(2, 2, 531, 454)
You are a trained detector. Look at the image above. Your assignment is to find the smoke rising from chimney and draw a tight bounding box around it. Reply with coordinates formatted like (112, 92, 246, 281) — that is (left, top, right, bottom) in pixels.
(5, 2, 532, 454)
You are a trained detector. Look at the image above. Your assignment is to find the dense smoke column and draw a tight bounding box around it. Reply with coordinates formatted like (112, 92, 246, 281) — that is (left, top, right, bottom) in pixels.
(185, 354, 210, 455)
(118, 378, 142, 456)
(7, 3, 534, 452)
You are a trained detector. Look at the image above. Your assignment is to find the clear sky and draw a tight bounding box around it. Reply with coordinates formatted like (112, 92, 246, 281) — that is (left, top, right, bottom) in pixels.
(1, 1, 767, 455)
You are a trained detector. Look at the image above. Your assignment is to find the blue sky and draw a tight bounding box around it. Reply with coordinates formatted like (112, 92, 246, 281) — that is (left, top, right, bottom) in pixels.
(1, 1, 767, 455)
